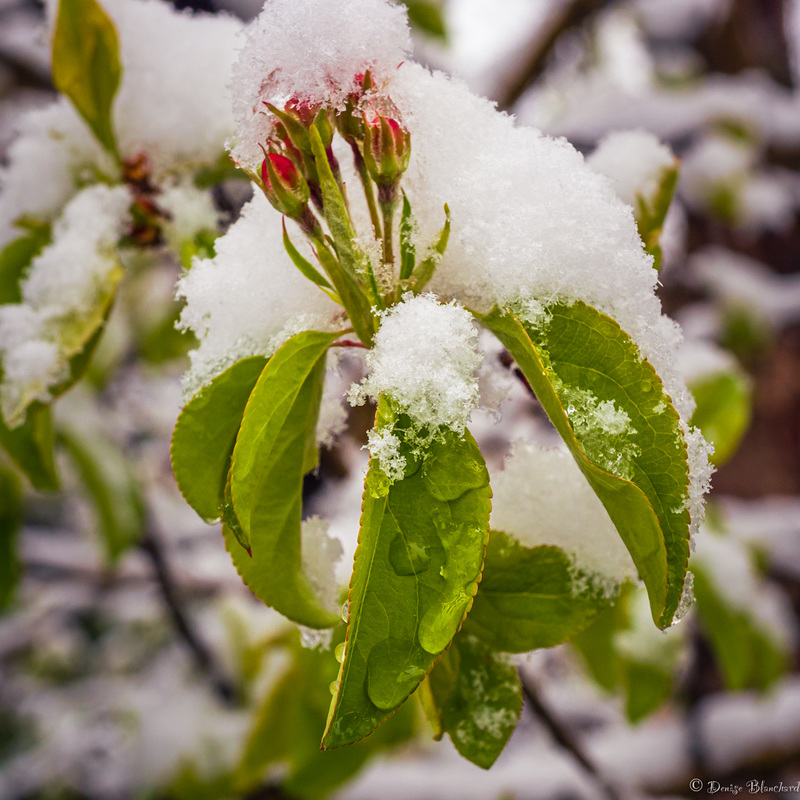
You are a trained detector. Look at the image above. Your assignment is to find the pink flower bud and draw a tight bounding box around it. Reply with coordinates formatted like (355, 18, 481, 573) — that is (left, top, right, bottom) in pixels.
(362, 112, 411, 186)
(261, 153, 310, 219)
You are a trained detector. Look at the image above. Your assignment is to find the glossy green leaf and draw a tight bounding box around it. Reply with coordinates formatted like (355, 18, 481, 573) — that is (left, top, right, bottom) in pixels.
(571, 602, 623, 693)
(283, 220, 333, 291)
(322, 408, 491, 749)
(229, 331, 339, 628)
(0, 401, 59, 491)
(464, 532, 611, 653)
(428, 635, 521, 769)
(171, 356, 268, 522)
(0, 224, 51, 305)
(59, 426, 145, 562)
(481, 303, 691, 629)
(52, 0, 121, 158)
(692, 564, 787, 691)
(689, 369, 751, 467)
(0, 467, 22, 610)
(234, 630, 415, 800)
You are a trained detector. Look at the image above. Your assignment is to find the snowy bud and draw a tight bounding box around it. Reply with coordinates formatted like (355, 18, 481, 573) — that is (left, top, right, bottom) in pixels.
(362, 112, 411, 186)
(261, 153, 310, 219)
(266, 99, 334, 153)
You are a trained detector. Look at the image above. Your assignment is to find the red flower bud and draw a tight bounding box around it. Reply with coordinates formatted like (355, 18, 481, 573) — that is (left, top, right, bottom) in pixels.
(362, 112, 411, 186)
(266, 99, 334, 153)
(261, 153, 310, 219)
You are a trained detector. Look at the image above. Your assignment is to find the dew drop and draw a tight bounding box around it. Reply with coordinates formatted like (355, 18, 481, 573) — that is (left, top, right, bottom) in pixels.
(329, 679, 341, 696)
(341, 600, 350, 623)
(335, 642, 346, 663)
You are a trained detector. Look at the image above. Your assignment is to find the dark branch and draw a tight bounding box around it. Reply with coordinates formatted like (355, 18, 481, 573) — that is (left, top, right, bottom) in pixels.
(519, 670, 624, 800)
(496, 0, 616, 112)
(140, 524, 237, 705)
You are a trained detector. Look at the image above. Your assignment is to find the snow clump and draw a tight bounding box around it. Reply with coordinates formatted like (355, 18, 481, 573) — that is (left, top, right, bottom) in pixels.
(349, 293, 482, 435)
(490, 442, 637, 595)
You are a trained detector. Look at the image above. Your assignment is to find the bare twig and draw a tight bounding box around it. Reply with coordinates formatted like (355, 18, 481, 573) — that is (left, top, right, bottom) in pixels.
(140, 525, 237, 704)
(519, 670, 625, 800)
(496, 0, 616, 112)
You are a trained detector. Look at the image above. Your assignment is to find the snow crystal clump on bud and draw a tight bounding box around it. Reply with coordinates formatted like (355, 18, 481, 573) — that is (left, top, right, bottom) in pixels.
(490, 442, 636, 595)
(231, 0, 411, 171)
(0, 185, 131, 424)
(588, 129, 676, 208)
(350, 294, 482, 434)
(176, 191, 341, 398)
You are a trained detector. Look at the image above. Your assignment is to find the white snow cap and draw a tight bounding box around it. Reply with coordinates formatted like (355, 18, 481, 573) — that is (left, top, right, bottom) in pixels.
(490, 441, 636, 595)
(0, 185, 131, 424)
(588, 129, 676, 208)
(176, 190, 342, 398)
(230, 0, 412, 170)
(350, 293, 482, 435)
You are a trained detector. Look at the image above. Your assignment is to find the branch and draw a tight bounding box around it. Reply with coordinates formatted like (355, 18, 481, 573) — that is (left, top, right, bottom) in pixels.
(496, 0, 616, 112)
(140, 523, 238, 705)
(519, 670, 625, 800)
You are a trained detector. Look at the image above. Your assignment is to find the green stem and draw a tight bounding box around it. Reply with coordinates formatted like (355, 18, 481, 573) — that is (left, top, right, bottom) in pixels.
(379, 182, 399, 271)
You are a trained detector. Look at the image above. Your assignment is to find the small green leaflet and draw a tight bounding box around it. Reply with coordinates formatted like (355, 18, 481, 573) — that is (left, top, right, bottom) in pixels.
(52, 0, 122, 159)
(427, 635, 521, 769)
(0, 223, 51, 305)
(229, 330, 340, 628)
(693, 562, 787, 691)
(690, 370, 751, 467)
(481, 302, 690, 629)
(234, 629, 416, 800)
(0, 401, 59, 491)
(322, 411, 491, 749)
(399, 192, 416, 281)
(171, 356, 268, 523)
(634, 162, 679, 272)
(404, 0, 448, 41)
(59, 426, 145, 562)
(0, 467, 22, 610)
(464, 532, 611, 653)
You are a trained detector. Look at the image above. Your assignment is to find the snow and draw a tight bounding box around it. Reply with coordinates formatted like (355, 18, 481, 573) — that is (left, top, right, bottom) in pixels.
(230, 0, 411, 171)
(588, 129, 676, 209)
(0, 184, 131, 425)
(300, 515, 343, 615)
(176, 190, 342, 398)
(158, 180, 220, 252)
(349, 293, 482, 437)
(489, 441, 636, 594)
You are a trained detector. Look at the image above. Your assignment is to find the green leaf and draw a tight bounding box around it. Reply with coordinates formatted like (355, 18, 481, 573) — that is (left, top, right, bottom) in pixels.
(322, 410, 491, 749)
(693, 562, 787, 691)
(0, 467, 22, 610)
(404, 0, 448, 41)
(234, 630, 416, 800)
(634, 162, 679, 272)
(229, 331, 340, 628)
(428, 635, 521, 769)
(689, 369, 751, 467)
(464, 532, 611, 653)
(282, 220, 334, 291)
(59, 426, 145, 562)
(0, 224, 51, 305)
(308, 125, 376, 344)
(570, 602, 624, 692)
(480, 303, 691, 629)
(623, 660, 672, 723)
(399, 192, 416, 281)
(409, 204, 450, 294)
(0, 401, 59, 491)
(52, 0, 122, 158)
(171, 356, 268, 523)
